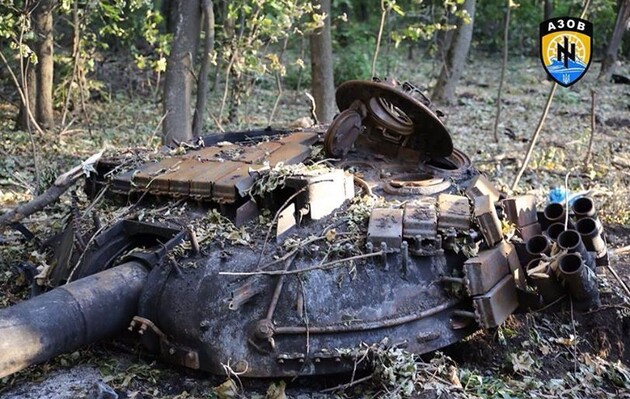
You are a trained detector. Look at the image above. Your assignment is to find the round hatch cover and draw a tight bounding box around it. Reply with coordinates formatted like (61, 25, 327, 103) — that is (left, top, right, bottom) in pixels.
(336, 80, 454, 158)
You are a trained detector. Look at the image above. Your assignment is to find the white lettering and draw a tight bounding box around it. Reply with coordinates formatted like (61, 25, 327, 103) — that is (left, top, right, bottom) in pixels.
(548, 22, 556, 31)
(577, 21, 585, 31)
(558, 19, 565, 28)
(567, 19, 575, 29)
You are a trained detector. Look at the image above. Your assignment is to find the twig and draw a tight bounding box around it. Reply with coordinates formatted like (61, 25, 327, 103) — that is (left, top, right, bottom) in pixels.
(292, 274, 310, 381)
(268, 36, 289, 124)
(210, 112, 225, 132)
(82, 184, 108, 217)
(585, 303, 630, 314)
(584, 89, 596, 168)
(510, 82, 557, 190)
(570, 297, 578, 373)
(564, 171, 571, 229)
(187, 225, 200, 255)
(147, 112, 168, 148)
(192, 0, 215, 137)
(61, 0, 83, 127)
(256, 235, 326, 272)
(219, 251, 383, 276)
(533, 294, 567, 312)
(321, 373, 374, 393)
(305, 91, 318, 124)
(606, 264, 630, 299)
(218, 50, 237, 122)
(613, 245, 630, 255)
(353, 175, 374, 197)
(0, 51, 45, 137)
(11, 16, 43, 191)
(371, 0, 388, 78)
(492, 0, 511, 143)
(265, 254, 296, 320)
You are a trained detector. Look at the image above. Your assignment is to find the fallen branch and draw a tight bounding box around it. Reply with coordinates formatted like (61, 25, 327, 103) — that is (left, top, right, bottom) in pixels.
(584, 89, 596, 168)
(0, 150, 104, 228)
(492, 0, 511, 143)
(613, 245, 630, 255)
(510, 82, 557, 190)
(607, 264, 630, 299)
(320, 373, 374, 393)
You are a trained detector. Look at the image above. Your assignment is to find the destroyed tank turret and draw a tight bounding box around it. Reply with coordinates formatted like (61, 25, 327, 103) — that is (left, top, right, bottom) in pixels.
(0, 80, 606, 379)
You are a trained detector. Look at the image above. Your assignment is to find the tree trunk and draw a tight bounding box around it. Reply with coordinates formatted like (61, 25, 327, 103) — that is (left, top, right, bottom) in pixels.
(163, 0, 202, 145)
(310, 0, 336, 124)
(544, 0, 553, 21)
(32, 0, 55, 128)
(598, 0, 630, 82)
(432, 0, 476, 105)
(15, 61, 37, 131)
(192, 0, 215, 137)
(436, 11, 456, 66)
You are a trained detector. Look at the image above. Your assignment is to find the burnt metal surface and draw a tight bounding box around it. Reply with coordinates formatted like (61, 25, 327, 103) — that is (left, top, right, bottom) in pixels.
(109, 132, 318, 203)
(0, 262, 148, 378)
(333, 80, 453, 158)
(0, 80, 612, 379)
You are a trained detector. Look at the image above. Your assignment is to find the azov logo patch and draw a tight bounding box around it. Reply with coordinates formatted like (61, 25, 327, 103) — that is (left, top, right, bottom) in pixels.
(540, 17, 593, 87)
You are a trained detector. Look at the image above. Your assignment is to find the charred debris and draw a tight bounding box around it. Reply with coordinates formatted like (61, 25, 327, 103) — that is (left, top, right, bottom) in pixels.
(0, 80, 608, 379)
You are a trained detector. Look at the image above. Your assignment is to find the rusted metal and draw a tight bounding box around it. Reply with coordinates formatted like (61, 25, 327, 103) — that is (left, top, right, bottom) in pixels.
(499, 240, 527, 291)
(367, 208, 404, 249)
(266, 143, 311, 167)
(437, 194, 472, 231)
(518, 223, 542, 242)
(526, 258, 564, 304)
(557, 229, 593, 268)
(278, 131, 319, 146)
(474, 195, 503, 247)
(112, 136, 313, 203)
(234, 200, 259, 226)
(472, 274, 519, 328)
(132, 157, 181, 192)
(285, 169, 354, 220)
(576, 217, 608, 266)
(572, 196, 596, 219)
(334, 80, 453, 158)
(546, 222, 566, 241)
(276, 203, 296, 238)
(403, 198, 438, 238)
(526, 235, 551, 258)
(543, 202, 566, 224)
(557, 253, 599, 307)
(324, 109, 363, 157)
(465, 175, 501, 203)
(503, 195, 538, 228)
(462, 245, 511, 296)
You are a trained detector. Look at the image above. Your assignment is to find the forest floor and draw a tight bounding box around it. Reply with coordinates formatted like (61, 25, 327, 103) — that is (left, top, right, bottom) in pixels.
(0, 54, 629, 398)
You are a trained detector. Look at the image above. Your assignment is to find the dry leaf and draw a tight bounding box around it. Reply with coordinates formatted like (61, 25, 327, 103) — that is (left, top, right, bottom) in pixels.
(214, 378, 238, 399)
(265, 380, 286, 399)
(510, 351, 535, 373)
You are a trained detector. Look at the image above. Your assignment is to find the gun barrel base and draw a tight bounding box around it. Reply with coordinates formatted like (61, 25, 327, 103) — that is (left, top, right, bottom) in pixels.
(0, 262, 147, 378)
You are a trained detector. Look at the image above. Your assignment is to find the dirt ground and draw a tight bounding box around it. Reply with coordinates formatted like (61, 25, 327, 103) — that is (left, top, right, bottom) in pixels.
(0, 55, 629, 398)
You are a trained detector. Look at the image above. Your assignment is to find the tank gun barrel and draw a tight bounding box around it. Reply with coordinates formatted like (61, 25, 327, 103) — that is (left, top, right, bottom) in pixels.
(0, 261, 148, 378)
